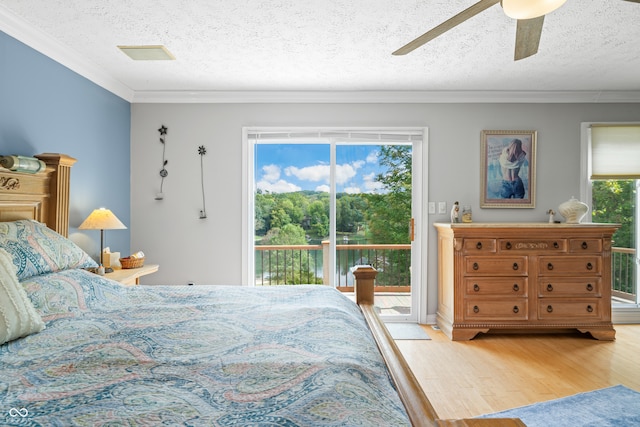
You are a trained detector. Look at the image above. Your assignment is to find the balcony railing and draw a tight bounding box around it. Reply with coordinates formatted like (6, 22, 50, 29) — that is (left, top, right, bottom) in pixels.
(255, 244, 637, 301)
(612, 247, 637, 303)
(255, 241, 411, 291)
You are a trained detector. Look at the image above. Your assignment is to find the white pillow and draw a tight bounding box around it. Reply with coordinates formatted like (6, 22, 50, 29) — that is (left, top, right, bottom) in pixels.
(0, 248, 45, 345)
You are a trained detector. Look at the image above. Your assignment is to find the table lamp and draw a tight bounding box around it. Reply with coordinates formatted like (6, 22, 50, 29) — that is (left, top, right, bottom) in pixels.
(79, 208, 127, 272)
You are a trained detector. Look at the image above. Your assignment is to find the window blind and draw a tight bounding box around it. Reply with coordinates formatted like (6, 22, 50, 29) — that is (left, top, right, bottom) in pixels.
(247, 130, 422, 144)
(591, 125, 640, 179)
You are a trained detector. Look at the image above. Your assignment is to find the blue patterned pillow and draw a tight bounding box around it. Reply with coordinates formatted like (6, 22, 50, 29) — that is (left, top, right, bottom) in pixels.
(0, 220, 97, 280)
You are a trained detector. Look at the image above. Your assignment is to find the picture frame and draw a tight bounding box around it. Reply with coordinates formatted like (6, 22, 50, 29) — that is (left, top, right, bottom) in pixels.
(480, 130, 536, 208)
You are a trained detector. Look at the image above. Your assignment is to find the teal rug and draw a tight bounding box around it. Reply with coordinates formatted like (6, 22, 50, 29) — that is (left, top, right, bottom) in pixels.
(479, 385, 640, 427)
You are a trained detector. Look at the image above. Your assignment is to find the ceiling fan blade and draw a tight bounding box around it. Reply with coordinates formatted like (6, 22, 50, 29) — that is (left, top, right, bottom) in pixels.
(514, 16, 544, 60)
(623, 0, 640, 3)
(393, 0, 501, 56)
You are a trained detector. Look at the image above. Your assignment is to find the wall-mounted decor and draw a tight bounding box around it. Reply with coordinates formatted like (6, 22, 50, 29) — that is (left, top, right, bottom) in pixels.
(156, 125, 168, 200)
(198, 145, 207, 219)
(480, 130, 536, 208)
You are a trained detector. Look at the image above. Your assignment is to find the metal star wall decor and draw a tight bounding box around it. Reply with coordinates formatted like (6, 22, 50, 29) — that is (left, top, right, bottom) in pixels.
(198, 145, 207, 219)
(155, 125, 168, 200)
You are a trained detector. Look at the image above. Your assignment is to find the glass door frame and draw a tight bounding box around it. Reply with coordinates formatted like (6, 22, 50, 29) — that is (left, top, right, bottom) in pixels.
(242, 127, 428, 323)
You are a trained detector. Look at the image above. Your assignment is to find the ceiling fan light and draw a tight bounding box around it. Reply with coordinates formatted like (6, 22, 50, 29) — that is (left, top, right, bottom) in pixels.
(502, 0, 567, 19)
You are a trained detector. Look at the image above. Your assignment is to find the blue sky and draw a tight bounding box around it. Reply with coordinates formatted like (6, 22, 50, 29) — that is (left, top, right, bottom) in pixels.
(255, 144, 387, 194)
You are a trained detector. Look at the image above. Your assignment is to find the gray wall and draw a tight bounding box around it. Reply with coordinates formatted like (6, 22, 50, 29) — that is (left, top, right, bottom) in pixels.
(131, 102, 640, 319)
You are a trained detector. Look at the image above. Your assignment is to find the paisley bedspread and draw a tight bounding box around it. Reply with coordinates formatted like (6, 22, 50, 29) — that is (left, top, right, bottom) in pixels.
(1, 269, 410, 426)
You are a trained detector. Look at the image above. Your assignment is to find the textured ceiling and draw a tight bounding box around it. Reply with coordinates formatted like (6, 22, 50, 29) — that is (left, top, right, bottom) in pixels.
(1, 0, 639, 101)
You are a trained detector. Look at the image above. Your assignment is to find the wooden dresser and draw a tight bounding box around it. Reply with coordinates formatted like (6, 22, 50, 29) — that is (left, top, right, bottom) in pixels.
(433, 223, 619, 340)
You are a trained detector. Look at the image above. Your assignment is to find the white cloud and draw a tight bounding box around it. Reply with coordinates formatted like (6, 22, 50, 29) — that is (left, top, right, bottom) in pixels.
(257, 179, 301, 193)
(335, 163, 360, 184)
(366, 151, 379, 163)
(343, 186, 361, 194)
(285, 164, 328, 182)
(285, 161, 364, 186)
(315, 184, 330, 192)
(262, 164, 281, 182)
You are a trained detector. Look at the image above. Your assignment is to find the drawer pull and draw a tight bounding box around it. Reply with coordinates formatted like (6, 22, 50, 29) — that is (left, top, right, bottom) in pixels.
(587, 305, 594, 313)
(547, 263, 554, 270)
(513, 306, 519, 314)
(582, 241, 588, 250)
(513, 263, 519, 271)
(473, 305, 479, 313)
(586, 262, 593, 270)
(473, 262, 479, 271)
(513, 284, 520, 292)
(547, 284, 554, 292)
(473, 284, 480, 292)
(476, 242, 483, 250)
(506, 242, 512, 250)
(554, 241, 559, 249)
(586, 283, 594, 291)
(547, 305, 553, 313)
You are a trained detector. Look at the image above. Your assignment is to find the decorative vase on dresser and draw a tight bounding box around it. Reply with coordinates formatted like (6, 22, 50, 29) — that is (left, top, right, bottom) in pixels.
(433, 222, 619, 341)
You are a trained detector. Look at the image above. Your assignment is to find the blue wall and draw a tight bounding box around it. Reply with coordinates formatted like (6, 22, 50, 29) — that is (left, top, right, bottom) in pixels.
(0, 31, 131, 260)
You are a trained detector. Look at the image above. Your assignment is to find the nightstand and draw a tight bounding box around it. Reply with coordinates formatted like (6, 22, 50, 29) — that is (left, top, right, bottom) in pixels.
(105, 264, 159, 286)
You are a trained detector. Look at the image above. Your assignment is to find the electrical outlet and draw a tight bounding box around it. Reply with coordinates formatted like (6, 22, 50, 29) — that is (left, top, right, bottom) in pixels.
(428, 202, 436, 214)
(438, 201, 447, 214)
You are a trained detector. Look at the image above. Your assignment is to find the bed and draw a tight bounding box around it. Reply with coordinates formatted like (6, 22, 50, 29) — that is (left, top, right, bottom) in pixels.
(0, 154, 523, 426)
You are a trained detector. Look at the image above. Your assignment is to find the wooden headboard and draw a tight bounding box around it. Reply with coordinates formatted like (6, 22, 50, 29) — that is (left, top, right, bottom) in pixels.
(0, 153, 76, 237)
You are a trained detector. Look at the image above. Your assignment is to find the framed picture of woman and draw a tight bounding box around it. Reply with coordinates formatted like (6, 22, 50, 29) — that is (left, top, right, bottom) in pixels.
(480, 130, 536, 208)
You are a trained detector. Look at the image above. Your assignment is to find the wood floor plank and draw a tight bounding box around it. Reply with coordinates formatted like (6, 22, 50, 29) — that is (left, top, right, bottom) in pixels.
(397, 325, 640, 420)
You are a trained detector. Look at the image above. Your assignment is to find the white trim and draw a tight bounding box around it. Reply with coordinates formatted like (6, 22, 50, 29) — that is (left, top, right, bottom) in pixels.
(0, 5, 134, 101)
(243, 127, 428, 323)
(612, 307, 640, 324)
(241, 127, 253, 286)
(581, 121, 640, 316)
(131, 90, 640, 104)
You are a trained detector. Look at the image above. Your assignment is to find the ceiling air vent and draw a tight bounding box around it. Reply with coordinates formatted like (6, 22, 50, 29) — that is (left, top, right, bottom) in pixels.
(118, 45, 175, 60)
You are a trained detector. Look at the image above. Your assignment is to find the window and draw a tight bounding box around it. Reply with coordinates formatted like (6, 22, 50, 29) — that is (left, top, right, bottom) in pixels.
(582, 123, 640, 322)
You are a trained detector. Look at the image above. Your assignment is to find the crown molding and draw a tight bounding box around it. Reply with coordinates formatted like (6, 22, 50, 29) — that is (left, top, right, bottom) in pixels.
(131, 90, 640, 104)
(0, 6, 134, 101)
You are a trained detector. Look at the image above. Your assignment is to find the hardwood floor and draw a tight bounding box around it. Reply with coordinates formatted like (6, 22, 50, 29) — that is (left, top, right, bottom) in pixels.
(396, 325, 640, 420)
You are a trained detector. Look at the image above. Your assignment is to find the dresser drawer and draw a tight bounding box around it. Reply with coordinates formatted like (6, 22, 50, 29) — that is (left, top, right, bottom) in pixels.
(569, 238, 603, 253)
(538, 278, 602, 297)
(462, 238, 496, 253)
(464, 299, 528, 320)
(464, 278, 527, 296)
(538, 256, 601, 275)
(464, 256, 528, 276)
(499, 239, 567, 252)
(537, 299, 603, 320)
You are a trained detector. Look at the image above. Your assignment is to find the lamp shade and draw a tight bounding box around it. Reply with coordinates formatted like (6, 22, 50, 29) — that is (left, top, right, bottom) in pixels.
(79, 208, 127, 230)
(502, 0, 567, 19)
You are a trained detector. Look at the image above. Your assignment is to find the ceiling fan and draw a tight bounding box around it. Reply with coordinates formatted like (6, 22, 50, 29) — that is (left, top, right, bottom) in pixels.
(393, 0, 640, 61)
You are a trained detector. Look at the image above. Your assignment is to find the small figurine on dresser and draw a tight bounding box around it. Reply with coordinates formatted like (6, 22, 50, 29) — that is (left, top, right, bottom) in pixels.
(451, 201, 460, 223)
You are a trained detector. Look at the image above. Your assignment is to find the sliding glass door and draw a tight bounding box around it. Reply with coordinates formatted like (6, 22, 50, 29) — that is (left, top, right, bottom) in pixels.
(245, 128, 424, 322)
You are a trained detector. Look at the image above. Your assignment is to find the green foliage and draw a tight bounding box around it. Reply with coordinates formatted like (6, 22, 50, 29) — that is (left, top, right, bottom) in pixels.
(366, 145, 412, 244)
(591, 180, 636, 248)
(261, 223, 306, 245)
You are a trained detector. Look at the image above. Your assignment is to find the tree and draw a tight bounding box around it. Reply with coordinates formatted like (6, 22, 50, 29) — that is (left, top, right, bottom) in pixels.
(591, 180, 636, 248)
(366, 145, 412, 244)
(308, 200, 329, 238)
